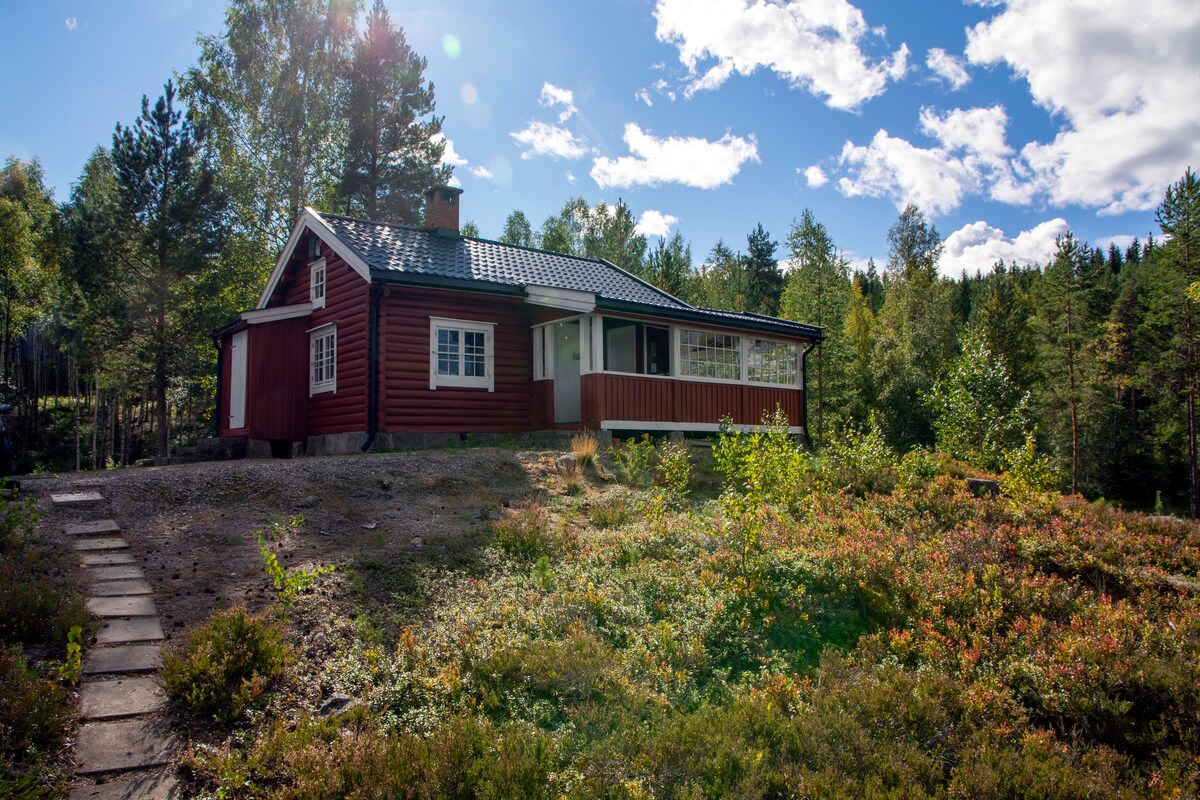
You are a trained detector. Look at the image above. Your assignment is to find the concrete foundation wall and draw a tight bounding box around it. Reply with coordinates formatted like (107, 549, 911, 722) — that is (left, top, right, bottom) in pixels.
(306, 429, 612, 456)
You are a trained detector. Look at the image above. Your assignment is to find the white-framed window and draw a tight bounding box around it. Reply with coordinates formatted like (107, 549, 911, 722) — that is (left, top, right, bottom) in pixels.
(679, 328, 741, 381)
(430, 317, 495, 391)
(309, 323, 336, 395)
(748, 338, 798, 386)
(309, 257, 326, 309)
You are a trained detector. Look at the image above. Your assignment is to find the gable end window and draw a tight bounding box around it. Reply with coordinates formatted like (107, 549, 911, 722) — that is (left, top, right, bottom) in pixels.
(309, 324, 336, 395)
(430, 317, 495, 392)
(309, 257, 327, 309)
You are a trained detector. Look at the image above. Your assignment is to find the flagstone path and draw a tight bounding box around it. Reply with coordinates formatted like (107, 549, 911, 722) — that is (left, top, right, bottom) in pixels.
(51, 491, 181, 799)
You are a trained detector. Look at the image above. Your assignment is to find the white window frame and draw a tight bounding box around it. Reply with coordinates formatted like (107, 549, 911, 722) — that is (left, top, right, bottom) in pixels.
(430, 317, 495, 392)
(747, 337, 800, 387)
(309, 257, 327, 310)
(309, 323, 336, 395)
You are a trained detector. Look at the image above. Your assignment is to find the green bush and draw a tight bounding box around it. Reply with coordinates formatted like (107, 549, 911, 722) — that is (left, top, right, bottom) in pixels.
(161, 606, 290, 725)
(0, 645, 68, 797)
(613, 434, 655, 488)
(822, 414, 897, 495)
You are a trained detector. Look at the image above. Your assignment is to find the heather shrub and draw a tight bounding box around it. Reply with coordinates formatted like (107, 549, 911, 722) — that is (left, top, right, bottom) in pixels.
(0, 497, 88, 645)
(590, 498, 631, 529)
(490, 501, 557, 560)
(162, 606, 290, 725)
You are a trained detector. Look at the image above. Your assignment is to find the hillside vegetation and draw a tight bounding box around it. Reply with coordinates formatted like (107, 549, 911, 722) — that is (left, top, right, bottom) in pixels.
(163, 422, 1200, 799)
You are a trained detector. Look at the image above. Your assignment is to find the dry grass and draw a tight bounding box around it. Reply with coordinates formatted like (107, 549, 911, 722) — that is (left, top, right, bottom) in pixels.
(570, 433, 599, 469)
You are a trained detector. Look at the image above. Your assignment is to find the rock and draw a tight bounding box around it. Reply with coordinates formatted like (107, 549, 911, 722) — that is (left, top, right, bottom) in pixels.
(361, 521, 378, 530)
(556, 453, 576, 471)
(410, 536, 423, 548)
(318, 692, 357, 716)
(295, 495, 319, 509)
(966, 478, 1000, 498)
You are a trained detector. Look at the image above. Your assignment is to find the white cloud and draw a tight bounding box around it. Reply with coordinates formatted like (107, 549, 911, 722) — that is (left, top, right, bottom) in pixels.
(635, 89, 653, 107)
(65, 17, 77, 30)
(565, 170, 577, 184)
(447, 174, 463, 188)
(434, 134, 468, 167)
(964, 0, 1200, 214)
(835, 105, 1027, 214)
(590, 124, 759, 190)
(635, 210, 679, 237)
(653, 0, 908, 111)
(1096, 234, 1136, 253)
(468, 165, 493, 180)
(802, 165, 828, 188)
(926, 48, 969, 90)
(941, 218, 1069, 277)
(510, 121, 589, 160)
(538, 83, 578, 122)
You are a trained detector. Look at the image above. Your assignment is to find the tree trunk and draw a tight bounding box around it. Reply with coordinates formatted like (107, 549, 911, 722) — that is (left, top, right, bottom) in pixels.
(1066, 284, 1079, 494)
(1187, 303, 1198, 517)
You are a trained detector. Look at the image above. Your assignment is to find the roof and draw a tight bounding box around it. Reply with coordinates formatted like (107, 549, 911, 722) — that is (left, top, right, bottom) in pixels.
(266, 209, 823, 340)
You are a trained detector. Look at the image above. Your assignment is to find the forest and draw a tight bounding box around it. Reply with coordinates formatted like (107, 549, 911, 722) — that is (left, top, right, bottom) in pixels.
(1, 0, 1197, 516)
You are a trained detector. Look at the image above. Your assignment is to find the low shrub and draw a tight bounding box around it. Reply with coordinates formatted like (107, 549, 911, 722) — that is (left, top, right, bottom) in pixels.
(0, 498, 88, 645)
(613, 434, 656, 488)
(590, 498, 631, 529)
(161, 606, 291, 726)
(491, 501, 556, 560)
(0, 645, 68, 795)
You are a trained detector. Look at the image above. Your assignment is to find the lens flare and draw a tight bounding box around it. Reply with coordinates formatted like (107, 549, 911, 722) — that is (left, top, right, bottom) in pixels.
(460, 83, 479, 104)
(442, 34, 462, 59)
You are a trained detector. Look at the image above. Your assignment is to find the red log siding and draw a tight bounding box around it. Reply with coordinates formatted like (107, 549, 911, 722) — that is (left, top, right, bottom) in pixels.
(378, 286, 533, 432)
(294, 251, 370, 436)
(582, 373, 803, 429)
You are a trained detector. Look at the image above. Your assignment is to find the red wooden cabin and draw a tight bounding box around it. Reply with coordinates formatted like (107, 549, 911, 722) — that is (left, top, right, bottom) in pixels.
(214, 187, 823, 455)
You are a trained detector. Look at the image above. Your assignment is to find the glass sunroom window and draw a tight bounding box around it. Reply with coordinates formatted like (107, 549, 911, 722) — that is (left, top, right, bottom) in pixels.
(678, 329, 741, 380)
(748, 338, 798, 385)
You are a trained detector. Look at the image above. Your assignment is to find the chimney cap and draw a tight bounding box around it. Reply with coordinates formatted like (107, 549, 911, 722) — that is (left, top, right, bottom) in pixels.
(423, 184, 464, 200)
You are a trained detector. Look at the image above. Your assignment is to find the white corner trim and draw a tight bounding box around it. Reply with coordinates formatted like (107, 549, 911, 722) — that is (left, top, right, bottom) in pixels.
(600, 420, 804, 435)
(257, 208, 371, 309)
(525, 284, 596, 313)
(241, 302, 313, 325)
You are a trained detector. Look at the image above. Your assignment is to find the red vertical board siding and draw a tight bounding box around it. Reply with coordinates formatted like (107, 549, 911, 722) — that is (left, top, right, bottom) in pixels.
(583, 373, 803, 428)
(378, 286, 532, 432)
(246, 318, 309, 439)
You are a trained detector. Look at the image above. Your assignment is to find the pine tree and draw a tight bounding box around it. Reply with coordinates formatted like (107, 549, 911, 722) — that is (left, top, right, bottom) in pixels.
(340, 0, 447, 223)
(106, 82, 229, 458)
(1155, 168, 1200, 516)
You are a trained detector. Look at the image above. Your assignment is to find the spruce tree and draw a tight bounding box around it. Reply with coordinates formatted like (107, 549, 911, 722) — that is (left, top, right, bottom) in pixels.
(745, 223, 783, 315)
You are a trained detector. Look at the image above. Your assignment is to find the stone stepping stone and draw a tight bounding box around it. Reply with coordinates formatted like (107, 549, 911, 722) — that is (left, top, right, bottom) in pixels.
(82, 553, 136, 567)
(70, 773, 180, 800)
(66, 520, 122, 536)
(88, 580, 153, 597)
(81, 677, 167, 720)
(83, 645, 161, 676)
(75, 718, 178, 776)
(88, 597, 157, 618)
(72, 538, 129, 552)
(86, 565, 145, 582)
(95, 618, 164, 645)
(51, 491, 105, 506)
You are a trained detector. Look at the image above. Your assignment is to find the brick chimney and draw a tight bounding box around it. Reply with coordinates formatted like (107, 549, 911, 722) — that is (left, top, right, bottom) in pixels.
(423, 185, 463, 236)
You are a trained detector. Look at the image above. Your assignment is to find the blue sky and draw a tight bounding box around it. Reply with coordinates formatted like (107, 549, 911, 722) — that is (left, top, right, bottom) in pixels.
(2, 0, 1198, 277)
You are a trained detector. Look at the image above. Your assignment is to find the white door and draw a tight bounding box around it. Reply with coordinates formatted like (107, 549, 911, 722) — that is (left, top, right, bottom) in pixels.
(229, 330, 248, 429)
(553, 321, 581, 424)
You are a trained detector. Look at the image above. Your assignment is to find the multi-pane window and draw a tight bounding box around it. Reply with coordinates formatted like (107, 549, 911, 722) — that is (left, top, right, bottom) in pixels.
(309, 325, 336, 394)
(310, 258, 326, 309)
(678, 329, 741, 380)
(748, 338, 798, 385)
(430, 318, 495, 391)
